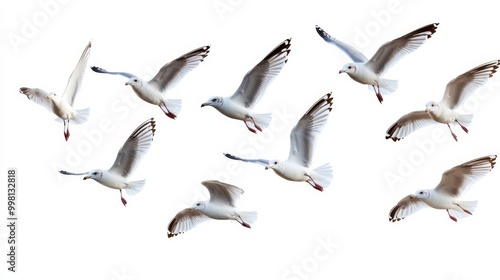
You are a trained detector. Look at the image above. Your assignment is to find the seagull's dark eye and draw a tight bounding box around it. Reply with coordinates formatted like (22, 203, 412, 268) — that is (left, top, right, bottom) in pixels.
(348, 66, 352, 69)
(134, 79, 138, 82)
(274, 161, 278, 164)
(93, 172, 98, 175)
(211, 98, 217, 102)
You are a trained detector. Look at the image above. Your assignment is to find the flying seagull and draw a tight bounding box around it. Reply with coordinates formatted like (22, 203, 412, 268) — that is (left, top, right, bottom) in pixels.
(59, 118, 156, 206)
(167, 180, 257, 238)
(315, 23, 438, 103)
(201, 38, 291, 133)
(386, 60, 500, 141)
(389, 155, 496, 222)
(19, 41, 92, 141)
(224, 92, 333, 191)
(91, 45, 210, 119)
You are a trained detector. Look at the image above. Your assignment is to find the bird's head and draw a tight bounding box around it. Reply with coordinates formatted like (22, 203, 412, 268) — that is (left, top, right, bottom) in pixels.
(425, 101, 439, 113)
(125, 77, 143, 87)
(265, 160, 281, 171)
(83, 169, 102, 180)
(339, 63, 356, 74)
(192, 201, 206, 210)
(46, 92, 58, 100)
(414, 189, 430, 199)
(201, 96, 223, 108)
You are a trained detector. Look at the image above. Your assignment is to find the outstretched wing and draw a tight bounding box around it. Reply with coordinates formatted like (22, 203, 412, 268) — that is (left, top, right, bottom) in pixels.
(167, 208, 211, 238)
(223, 153, 271, 167)
(385, 110, 436, 141)
(63, 41, 92, 106)
(58, 170, 87, 176)
(315, 25, 368, 63)
(19, 87, 53, 112)
(288, 93, 333, 167)
(441, 60, 500, 109)
(148, 45, 210, 93)
(366, 23, 438, 75)
(90, 66, 136, 79)
(388, 194, 428, 222)
(435, 155, 496, 197)
(201, 180, 244, 207)
(230, 38, 291, 108)
(109, 118, 156, 177)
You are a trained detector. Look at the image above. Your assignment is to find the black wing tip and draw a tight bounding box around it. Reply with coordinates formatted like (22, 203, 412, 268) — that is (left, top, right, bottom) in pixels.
(263, 38, 292, 61)
(90, 66, 106, 73)
(223, 153, 237, 160)
(388, 205, 404, 222)
(315, 25, 330, 40)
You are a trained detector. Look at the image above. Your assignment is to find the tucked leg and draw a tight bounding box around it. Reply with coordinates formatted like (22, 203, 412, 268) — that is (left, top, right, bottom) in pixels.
(446, 209, 457, 222)
(159, 104, 176, 119)
(120, 189, 127, 207)
(63, 119, 70, 141)
(456, 120, 468, 133)
(446, 124, 458, 141)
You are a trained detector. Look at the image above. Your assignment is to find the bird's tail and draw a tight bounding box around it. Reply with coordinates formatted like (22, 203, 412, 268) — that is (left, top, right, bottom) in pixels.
(252, 112, 273, 130)
(125, 179, 146, 196)
(457, 113, 474, 128)
(449, 200, 478, 219)
(161, 98, 182, 119)
(376, 78, 398, 95)
(238, 211, 258, 225)
(73, 107, 90, 124)
(312, 163, 333, 189)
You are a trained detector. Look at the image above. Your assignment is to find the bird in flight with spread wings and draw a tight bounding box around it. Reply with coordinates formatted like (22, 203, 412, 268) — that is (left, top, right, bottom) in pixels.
(315, 23, 438, 103)
(224, 93, 333, 191)
(201, 38, 291, 133)
(167, 180, 257, 238)
(389, 155, 496, 222)
(386, 60, 500, 141)
(91, 45, 210, 119)
(19, 41, 92, 141)
(59, 118, 156, 207)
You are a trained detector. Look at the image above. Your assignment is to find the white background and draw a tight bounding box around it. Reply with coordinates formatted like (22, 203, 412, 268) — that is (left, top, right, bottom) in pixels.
(2, 0, 500, 279)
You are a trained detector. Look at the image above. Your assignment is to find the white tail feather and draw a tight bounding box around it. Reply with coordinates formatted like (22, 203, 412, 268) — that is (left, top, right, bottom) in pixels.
(73, 107, 90, 124)
(252, 112, 272, 130)
(457, 114, 474, 128)
(312, 163, 333, 189)
(376, 78, 398, 95)
(163, 98, 182, 118)
(449, 200, 478, 219)
(125, 179, 145, 196)
(238, 211, 258, 225)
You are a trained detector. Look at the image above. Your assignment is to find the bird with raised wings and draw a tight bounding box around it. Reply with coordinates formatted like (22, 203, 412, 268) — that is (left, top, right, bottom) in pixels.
(385, 60, 500, 141)
(224, 93, 333, 191)
(91, 45, 210, 119)
(389, 155, 496, 222)
(315, 23, 438, 103)
(19, 41, 92, 141)
(167, 180, 257, 238)
(59, 118, 156, 206)
(201, 38, 291, 133)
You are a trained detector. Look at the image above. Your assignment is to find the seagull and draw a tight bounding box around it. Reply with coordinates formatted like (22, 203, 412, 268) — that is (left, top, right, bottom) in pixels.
(19, 41, 92, 141)
(201, 38, 291, 133)
(389, 155, 496, 222)
(91, 45, 210, 119)
(167, 180, 257, 238)
(386, 60, 500, 141)
(315, 23, 438, 103)
(224, 93, 333, 191)
(59, 118, 156, 206)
